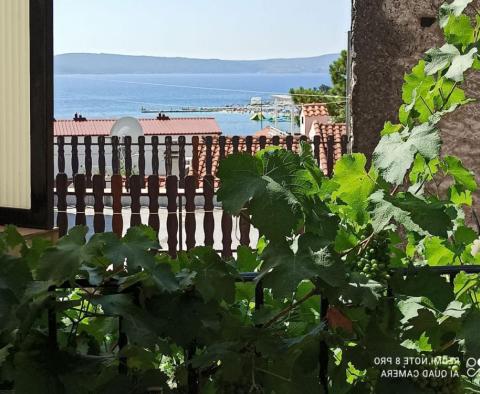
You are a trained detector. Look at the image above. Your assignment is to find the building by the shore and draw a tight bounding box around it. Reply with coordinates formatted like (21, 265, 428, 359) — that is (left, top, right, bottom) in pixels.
(53, 114, 221, 178)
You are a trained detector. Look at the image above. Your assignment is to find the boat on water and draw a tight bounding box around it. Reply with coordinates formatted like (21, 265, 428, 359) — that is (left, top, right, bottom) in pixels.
(250, 112, 266, 121)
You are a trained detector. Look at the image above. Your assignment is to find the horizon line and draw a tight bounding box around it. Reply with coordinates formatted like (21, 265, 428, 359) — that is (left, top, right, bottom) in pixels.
(54, 51, 343, 62)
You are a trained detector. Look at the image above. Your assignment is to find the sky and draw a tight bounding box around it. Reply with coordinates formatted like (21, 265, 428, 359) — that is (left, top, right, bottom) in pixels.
(54, 0, 351, 60)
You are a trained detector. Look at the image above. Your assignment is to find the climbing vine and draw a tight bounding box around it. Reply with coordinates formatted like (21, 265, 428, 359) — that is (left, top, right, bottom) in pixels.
(2, 1, 480, 393)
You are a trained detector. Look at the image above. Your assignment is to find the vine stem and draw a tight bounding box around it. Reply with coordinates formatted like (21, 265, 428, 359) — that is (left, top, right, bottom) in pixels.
(199, 288, 318, 381)
(340, 233, 375, 258)
(390, 185, 400, 196)
(472, 209, 480, 234)
(262, 287, 318, 329)
(419, 96, 434, 115)
(426, 164, 440, 198)
(440, 82, 458, 111)
(256, 367, 291, 383)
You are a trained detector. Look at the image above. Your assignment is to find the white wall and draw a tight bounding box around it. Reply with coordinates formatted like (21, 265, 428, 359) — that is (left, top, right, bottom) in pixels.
(0, 0, 31, 209)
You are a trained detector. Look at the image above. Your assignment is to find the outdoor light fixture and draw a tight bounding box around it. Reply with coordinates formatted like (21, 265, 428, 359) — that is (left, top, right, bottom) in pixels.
(0, 0, 53, 229)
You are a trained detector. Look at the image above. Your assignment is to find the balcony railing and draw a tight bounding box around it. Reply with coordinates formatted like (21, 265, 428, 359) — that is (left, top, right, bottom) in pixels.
(54, 134, 348, 255)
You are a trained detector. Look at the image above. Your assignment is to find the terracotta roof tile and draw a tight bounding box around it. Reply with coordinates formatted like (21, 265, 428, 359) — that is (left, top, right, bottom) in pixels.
(54, 118, 222, 137)
(301, 103, 330, 117)
(190, 136, 307, 188)
(190, 127, 348, 186)
(311, 122, 347, 173)
(254, 126, 277, 138)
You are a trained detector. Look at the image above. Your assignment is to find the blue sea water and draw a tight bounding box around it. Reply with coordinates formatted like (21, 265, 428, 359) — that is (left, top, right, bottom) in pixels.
(54, 73, 330, 136)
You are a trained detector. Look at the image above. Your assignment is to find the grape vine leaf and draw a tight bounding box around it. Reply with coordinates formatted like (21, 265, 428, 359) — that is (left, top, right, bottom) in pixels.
(449, 184, 473, 205)
(93, 294, 160, 348)
(249, 178, 303, 241)
(36, 226, 90, 285)
(0, 255, 32, 298)
(425, 44, 460, 75)
(369, 191, 453, 237)
(217, 154, 265, 215)
(380, 121, 403, 136)
(445, 47, 478, 82)
(259, 234, 345, 298)
(444, 14, 475, 47)
(442, 155, 478, 191)
(390, 269, 454, 310)
(402, 61, 436, 106)
(236, 246, 259, 272)
(332, 153, 377, 224)
(373, 123, 441, 185)
(187, 247, 236, 303)
(439, 0, 473, 28)
(303, 199, 340, 242)
(424, 236, 457, 265)
(458, 309, 480, 355)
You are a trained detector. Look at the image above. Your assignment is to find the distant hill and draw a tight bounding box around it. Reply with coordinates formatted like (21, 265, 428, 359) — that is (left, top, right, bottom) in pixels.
(54, 53, 340, 74)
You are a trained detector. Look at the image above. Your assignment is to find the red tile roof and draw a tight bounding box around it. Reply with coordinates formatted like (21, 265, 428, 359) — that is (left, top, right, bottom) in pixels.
(190, 125, 347, 187)
(54, 118, 222, 137)
(311, 122, 347, 172)
(190, 136, 306, 187)
(254, 126, 276, 137)
(301, 103, 330, 117)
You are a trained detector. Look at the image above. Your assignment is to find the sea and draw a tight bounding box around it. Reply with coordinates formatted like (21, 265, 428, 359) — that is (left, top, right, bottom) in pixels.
(54, 73, 330, 136)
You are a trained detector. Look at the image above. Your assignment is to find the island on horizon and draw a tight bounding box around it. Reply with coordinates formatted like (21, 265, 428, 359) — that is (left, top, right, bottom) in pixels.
(54, 52, 339, 74)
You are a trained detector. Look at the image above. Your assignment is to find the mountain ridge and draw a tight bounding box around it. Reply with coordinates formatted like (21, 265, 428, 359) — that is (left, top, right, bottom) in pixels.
(54, 53, 339, 74)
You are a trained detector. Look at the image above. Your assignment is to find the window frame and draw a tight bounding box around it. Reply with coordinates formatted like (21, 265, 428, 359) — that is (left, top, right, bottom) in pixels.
(0, 0, 54, 229)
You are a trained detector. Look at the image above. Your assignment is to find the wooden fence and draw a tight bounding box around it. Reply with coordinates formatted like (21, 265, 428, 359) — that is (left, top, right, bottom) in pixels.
(54, 134, 348, 254)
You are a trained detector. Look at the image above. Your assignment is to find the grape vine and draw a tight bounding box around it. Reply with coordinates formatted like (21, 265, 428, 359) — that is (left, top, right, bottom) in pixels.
(2, 0, 480, 393)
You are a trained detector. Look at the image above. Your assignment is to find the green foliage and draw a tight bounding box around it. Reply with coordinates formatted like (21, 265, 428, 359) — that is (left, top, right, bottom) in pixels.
(290, 50, 347, 122)
(3, 2, 480, 392)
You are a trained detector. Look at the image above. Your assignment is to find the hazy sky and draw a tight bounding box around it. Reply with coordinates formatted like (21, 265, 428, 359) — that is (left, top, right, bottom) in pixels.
(54, 0, 351, 60)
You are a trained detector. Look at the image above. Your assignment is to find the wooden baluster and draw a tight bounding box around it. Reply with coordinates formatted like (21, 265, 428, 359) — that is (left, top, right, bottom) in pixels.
(71, 136, 79, 177)
(166, 176, 178, 258)
(314, 135, 321, 167)
(232, 136, 240, 154)
(124, 136, 132, 189)
(191, 136, 200, 181)
(255, 281, 265, 312)
(239, 211, 250, 246)
(220, 135, 234, 256)
(138, 136, 146, 187)
(74, 174, 86, 226)
(98, 136, 106, 178)
(57, 136, 65, 173)
(130, 175, 142, 227)
(341, 134, 348, 155)
(56, 173, 68, 237)
(219, 136, 226, 160)
(203, 175, 215, 247)
(205, 136, 213, 175)
(221, 210, 233, 259)
(165, 136, 172, 176)
(300, 135, 308, 143)
(111, 174, 123, 237)
(286, 135, 293, 151)
(259, 136, 267, 150)
(148, 175, 160, 234)
(93, 174, 105, 233)
(152, 136, 159, 176)
(85, 136, 92, 188)
(239, 136, 252, 247)
(112, 136, 120, 175)
(327, 135, 335, 177)
(178, 136, 186, 188)
(245, 135, 253, 155)
(272, 135, 280, 146)
(185, 175, 196, 250)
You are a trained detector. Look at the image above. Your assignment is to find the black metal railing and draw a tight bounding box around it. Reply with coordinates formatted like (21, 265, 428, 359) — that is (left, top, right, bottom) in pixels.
(43, 265, 480, 393)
